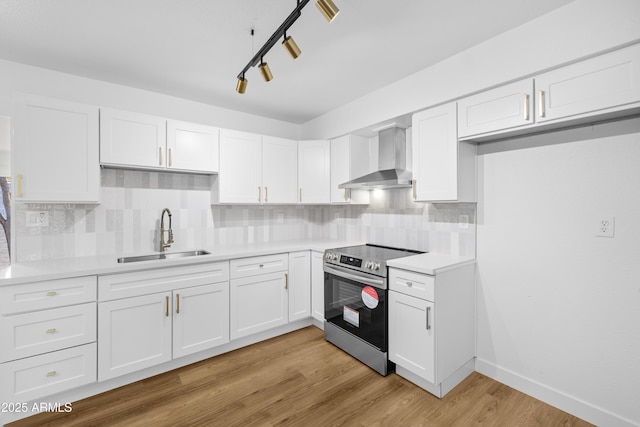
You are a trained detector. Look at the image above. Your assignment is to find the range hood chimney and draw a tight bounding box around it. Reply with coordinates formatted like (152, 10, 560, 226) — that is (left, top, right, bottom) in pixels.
(339, 126, 412, 189)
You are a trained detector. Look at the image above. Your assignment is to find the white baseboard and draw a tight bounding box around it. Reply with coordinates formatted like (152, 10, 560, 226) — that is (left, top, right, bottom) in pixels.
(475, 358, 638, 427)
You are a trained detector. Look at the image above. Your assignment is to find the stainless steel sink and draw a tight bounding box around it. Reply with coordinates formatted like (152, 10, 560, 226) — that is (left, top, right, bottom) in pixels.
(117, 250, 211, 263)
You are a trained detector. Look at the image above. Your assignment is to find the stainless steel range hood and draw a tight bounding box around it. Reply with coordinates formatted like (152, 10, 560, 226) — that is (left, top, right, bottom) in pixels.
(339, 126, 412, 189)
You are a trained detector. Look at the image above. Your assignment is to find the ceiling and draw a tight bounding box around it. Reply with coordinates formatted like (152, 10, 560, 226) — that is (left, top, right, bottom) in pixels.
(0, 0, 575, 124)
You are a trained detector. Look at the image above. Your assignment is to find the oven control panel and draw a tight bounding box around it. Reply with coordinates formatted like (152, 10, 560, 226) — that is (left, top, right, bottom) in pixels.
(340, 255, 362, 268)
(325, 251, 382, 272)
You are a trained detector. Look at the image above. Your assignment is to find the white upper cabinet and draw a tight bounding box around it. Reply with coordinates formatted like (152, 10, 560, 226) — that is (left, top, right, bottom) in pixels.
(536, 43, 640, 123)
(100, 108, 166, 169)
(458, 79, 534, 138)
(166, 120, 219, 173)
(330, 135, 370, 204)
(100, 109, 219, 173)
(459, 43, 640, 141)
(214, 132, 297, 204)
(298, 140, 331, 204)
(412, 103, 476, 203)
(217, 129, 262, 204)
(13, 95, 100, 203)
(262, 136, 298, 204)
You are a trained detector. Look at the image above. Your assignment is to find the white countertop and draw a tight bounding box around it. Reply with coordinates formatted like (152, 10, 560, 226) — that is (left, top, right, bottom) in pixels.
(0, 240, 363, 286)
(387, 253, 475, 275)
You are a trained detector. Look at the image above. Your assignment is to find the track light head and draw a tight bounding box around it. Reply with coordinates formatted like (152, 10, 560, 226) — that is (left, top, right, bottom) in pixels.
(259, 61, 273, 82)
(316, 0, 340, 23)
(282, 35, 301, 59)
(236, 76, 248, 94)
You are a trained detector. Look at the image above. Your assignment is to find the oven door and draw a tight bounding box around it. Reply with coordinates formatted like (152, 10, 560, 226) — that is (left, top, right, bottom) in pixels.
(324, 264, 387, 351)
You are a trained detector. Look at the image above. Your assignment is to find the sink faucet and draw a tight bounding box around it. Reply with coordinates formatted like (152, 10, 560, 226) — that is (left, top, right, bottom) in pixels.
(160, 208, 174, 252)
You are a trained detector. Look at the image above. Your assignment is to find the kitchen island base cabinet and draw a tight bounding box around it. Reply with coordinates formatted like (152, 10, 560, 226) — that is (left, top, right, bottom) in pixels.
(388, 263, 475, 398)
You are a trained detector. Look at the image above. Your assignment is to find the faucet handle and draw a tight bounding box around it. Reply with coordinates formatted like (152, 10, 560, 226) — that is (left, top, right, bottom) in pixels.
(168, 229, 174, 244)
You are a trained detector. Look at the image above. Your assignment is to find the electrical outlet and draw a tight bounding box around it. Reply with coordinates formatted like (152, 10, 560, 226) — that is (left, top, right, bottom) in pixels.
(459, 215, 469, 229)
(26, 211, 49, 227)
(596, 216, 615, 238)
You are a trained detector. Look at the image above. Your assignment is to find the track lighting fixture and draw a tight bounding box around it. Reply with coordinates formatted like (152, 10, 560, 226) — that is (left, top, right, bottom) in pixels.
(236, 75, 248, 94)
(259, 59, 273, 82)
(282, 32, 301, 59)
(235, 0, 340, 94)
(316, 0, 340, 23)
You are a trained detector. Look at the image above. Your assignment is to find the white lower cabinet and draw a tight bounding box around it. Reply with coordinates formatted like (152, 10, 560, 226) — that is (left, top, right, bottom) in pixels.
(311, 250, 325, 323)
(388, 263, 475, 398)
(0, 276, 98, 403)
(288, 251, 311, 322)
(98, 292, 172, 380)
(389, 291, 435, 382)
(229, 253, 289, 340)
(173, 283, 229, 358)
(97, 262, 230, 381)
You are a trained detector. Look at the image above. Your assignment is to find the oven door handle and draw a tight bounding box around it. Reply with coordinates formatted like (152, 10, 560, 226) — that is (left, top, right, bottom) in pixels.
(324, 265, 386, 290)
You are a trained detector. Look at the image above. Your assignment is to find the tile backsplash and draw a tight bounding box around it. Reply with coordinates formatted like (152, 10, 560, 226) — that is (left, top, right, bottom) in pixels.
(14, 169, 476, 262)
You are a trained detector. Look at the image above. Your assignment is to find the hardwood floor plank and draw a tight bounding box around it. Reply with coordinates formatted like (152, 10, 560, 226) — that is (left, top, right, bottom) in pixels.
(7, 326, 594, 427)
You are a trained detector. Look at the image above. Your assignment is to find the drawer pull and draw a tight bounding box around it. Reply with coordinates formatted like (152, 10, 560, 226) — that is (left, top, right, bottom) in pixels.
(406, 281, 413, 287)
(259, 264, 264, 268)
(46, 328, 57, 334)
(46, 291, 57, 297)
(46, 371, 57, 377)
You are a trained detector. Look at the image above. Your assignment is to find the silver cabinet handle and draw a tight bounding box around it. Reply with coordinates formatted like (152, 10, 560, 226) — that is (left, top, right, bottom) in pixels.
(426, 306, 431, 330)
(524, 93, 530, 121)
(538, 90, 546, 118)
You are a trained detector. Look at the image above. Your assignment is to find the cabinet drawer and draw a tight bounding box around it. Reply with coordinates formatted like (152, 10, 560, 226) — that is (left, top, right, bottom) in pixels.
(0, 303, 97, 363)
(230, 253, 288, 279)
(0, 343, 97, 403)
(389, 268, 435, 301)
(99, 262, 229, 301)
(0, 276, 97, 315)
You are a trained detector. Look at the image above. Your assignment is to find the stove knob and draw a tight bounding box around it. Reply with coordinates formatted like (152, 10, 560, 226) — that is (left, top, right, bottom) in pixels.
(325, 253, 332, 260)
(332, 253, 339, 261)
(373, 263, 381, 271)
(364, 261, 372, 269)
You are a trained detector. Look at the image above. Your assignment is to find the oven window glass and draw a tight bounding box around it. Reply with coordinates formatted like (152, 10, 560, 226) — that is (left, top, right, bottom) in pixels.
(324, 272, 387, 350)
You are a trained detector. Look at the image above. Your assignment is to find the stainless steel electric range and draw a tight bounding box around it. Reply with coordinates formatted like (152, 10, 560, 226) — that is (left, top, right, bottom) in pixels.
(323, 244, 424, 375)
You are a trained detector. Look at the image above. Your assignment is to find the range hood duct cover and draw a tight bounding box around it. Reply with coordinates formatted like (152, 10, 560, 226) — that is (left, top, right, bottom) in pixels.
(339, 126, 412, 189)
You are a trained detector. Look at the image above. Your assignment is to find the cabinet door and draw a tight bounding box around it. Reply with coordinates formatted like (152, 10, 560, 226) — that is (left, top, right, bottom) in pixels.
(13, 95, 99, 202)
(288, 251, 310, 322)
(536, 43, 640, 123)
(262, 136, 298, 204)
(311, 251, 325, 322)
(458, 79, 534, 138)
(99, 108, 166, 169)
(389, 290, 435, 383)
(173, 283, 229, 359)
(412, 103, 476, 202)
(230, 272, 288, 340)
(219, 130, 262, 203)
(298, 140, 330, 204)
(166, 120, 219, 173)
(412, 103, 459, 202)
(98, 293, 172, 381)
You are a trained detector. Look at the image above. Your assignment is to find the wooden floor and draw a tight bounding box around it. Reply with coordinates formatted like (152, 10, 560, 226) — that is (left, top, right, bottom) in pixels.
(9, 326, 593, 427)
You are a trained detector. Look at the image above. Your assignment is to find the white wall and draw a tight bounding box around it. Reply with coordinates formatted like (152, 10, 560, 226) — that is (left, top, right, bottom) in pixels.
(476, 117, 640, 426)
(0, 59, 299, 139)
(301, 0, 640, 139)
